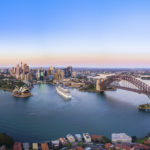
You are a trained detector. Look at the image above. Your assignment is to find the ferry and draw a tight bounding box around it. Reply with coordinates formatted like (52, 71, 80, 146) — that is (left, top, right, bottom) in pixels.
(56, 86, 72, 100)
(138, 103, 150, 112)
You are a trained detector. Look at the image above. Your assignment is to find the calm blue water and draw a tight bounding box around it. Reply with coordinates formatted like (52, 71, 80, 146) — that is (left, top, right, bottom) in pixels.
(0, 84, 150, 142)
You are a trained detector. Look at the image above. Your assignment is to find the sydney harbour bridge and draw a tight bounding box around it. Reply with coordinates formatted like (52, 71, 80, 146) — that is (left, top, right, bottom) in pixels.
(96, 74, 150, 96)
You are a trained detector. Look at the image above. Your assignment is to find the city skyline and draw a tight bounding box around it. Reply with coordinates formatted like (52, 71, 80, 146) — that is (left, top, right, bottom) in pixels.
(0, 0, 150, 67)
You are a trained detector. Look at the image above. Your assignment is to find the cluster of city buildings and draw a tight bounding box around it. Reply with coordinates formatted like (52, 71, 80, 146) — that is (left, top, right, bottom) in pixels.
(10, 62, 31, 81)
(9, 62, 74, 84)
(8, 62, 91, 89)
(2, 133, 149, 150)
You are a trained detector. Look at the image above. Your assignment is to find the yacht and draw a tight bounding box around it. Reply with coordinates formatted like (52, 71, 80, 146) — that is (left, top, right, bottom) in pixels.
(56, 86, 72, 100)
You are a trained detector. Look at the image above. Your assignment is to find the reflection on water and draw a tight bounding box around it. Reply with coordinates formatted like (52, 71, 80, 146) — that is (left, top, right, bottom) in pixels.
(0, 84, 150, 142)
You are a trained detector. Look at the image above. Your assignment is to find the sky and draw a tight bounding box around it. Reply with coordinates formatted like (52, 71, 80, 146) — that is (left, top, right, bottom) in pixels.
(0, 0, 150, 68)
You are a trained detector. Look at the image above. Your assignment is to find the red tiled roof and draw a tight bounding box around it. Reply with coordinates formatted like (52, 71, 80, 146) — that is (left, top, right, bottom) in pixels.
(76, 146, 84, 150)
(104, 143, 113, 149)
(144, 139, 150, 145)
(115, 144, 130, 150)
(41, 143, 49, 150)
(132, 143, 150, 150)
(91, 134, 103, 141)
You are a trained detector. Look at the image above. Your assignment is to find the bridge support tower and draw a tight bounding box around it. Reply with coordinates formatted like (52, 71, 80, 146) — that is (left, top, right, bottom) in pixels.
(96, 79, 105, 92)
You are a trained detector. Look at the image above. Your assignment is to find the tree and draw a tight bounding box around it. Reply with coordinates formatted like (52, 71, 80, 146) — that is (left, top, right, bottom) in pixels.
(78, 141, 84, 147)
(0, 133, 14, 148)
(132, 136, 137, 142)
(66, 142, 72, 148)
(102, 136, 111, 144)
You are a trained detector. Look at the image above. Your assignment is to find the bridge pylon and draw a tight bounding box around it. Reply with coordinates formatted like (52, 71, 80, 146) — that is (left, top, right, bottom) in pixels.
(96, 79, 105, 92)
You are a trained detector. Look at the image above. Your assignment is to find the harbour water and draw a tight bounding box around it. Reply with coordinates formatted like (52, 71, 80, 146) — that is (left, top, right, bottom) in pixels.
(0, 84, 150, 142)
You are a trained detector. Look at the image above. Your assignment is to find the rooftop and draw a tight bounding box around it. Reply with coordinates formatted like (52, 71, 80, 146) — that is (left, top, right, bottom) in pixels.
(41, 143, 49, 150)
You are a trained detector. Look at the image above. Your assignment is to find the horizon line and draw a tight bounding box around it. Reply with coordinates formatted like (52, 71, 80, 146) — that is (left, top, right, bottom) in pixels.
(0, 65, 150, 69)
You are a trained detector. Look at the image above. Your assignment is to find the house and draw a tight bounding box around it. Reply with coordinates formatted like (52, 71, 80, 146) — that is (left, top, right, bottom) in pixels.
(13, 142, 22, 150)
(84, 147, 91, 150)
(144, 139, 150, 145)
(0, 145, 6, 150)
(131, 143, 150, 150)
(23, 143, 30, 150)
(51, 140, 59, 149)
(75, 134, 82, 142)
(76, 146, 84, 150)
(115, 144, 131, 150)
(59, 138, 67, 147)
(91, 135, 103, 143)
(112, 133, 132, 144)
(83, 133, 91, 143)
(104, 143, 114, 150)
(41, 143, 49, 150)
(32, 143, 38, 150)
(66, 134, 76, 143)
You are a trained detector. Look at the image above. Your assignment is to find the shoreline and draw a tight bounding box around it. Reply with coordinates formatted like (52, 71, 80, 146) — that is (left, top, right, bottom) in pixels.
(0, 88, 33, 98)
(79, 87, 116, 93)
(2, 132, 150, 144)
(13, 93, 32, 98)
(79, 88, 98, 93)
(0, 87, 13, 92)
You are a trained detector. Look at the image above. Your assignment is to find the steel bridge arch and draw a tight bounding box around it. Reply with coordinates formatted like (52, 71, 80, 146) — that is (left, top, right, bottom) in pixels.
(101, 75, 150, 95)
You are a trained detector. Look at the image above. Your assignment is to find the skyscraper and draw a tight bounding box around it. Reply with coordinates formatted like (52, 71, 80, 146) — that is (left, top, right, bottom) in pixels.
(63, 66, 72, 78)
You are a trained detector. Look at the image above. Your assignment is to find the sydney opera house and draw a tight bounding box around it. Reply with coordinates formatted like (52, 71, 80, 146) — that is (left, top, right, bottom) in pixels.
(13, 86, 32, 98)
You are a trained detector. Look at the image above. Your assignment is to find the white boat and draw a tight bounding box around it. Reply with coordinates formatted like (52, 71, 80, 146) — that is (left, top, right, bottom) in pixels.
(56, 86, 72, 100)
